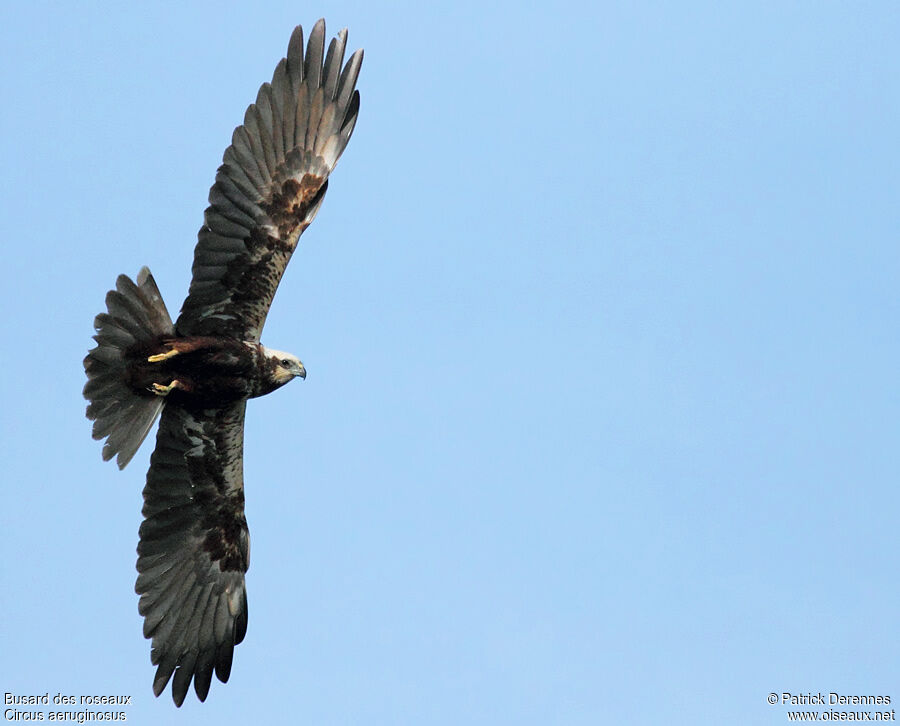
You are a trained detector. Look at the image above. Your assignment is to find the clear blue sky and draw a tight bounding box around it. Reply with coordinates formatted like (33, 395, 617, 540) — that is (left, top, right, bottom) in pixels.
(1, 2, 898, 724)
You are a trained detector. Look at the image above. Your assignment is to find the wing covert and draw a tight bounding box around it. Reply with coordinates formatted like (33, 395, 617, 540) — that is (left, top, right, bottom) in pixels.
(135, 401, 250, 706)
(176, 19, 363, 342)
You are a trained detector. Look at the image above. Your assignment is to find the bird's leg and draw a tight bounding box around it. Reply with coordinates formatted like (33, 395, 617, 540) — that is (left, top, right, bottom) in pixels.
(150, 380, 185, 396)
(147, 347, 180, 363)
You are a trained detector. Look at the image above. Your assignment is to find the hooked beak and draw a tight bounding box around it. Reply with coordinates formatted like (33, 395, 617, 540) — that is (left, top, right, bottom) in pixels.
(296, 362, 307, 380)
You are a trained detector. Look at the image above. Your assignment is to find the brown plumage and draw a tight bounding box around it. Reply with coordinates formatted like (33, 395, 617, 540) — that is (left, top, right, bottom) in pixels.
(82, 20, 362, 706)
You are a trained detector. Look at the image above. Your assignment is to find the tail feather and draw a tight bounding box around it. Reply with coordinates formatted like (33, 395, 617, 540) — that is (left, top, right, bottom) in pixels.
(84, 267, 174, 469)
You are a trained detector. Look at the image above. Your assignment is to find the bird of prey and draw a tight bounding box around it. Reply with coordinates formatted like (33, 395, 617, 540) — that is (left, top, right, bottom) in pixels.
(82, 20, 362, 706)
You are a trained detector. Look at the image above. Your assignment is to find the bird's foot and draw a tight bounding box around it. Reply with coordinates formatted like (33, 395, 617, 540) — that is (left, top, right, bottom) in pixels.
(150, 380, 184, 396)
(148, 347, 180, 363)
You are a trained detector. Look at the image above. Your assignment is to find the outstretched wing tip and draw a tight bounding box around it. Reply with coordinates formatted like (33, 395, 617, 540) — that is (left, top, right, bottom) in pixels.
(137, 402, 249, 706)
(176, 20, 363, 341)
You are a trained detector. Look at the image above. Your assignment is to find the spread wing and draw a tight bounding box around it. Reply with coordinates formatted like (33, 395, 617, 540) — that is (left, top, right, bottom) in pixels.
(175, 19, 363, 342)
(135, 401, 250, 706)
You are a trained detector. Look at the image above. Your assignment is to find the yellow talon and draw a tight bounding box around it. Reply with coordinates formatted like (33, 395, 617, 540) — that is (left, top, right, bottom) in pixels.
(150, 380, 181, 396)
(148, 348, 180, 363)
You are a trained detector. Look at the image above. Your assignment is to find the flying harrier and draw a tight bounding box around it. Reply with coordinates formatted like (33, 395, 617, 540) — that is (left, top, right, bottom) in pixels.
(82, 20, 362, 706)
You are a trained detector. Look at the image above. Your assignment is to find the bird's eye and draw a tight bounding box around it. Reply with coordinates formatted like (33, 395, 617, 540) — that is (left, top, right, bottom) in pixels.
(281, 359, 291, 366)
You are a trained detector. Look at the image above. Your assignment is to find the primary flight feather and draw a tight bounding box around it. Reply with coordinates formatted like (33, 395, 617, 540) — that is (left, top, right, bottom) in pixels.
(82, 20, 362, 706)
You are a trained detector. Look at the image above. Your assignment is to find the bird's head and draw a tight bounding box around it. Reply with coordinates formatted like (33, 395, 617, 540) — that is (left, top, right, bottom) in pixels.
(261, 347, 307, 388)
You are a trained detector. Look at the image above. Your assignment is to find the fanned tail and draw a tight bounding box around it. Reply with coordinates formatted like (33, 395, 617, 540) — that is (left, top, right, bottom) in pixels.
(83, 267, 174, 469)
